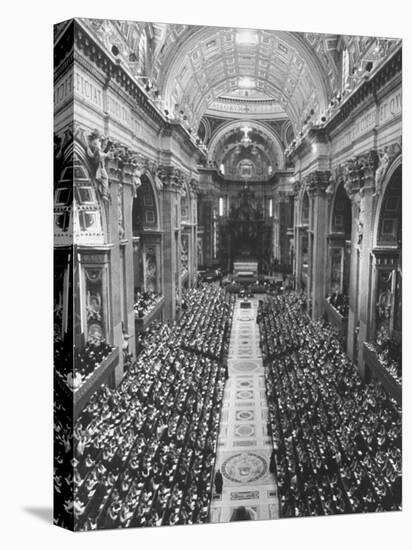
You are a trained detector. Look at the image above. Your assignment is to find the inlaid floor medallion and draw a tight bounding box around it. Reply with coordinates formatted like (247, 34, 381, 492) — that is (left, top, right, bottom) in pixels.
(222, 452, 267, 483)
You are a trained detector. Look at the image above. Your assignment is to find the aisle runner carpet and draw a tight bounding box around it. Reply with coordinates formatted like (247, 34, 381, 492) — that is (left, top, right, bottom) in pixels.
(210, 298, 279, 523)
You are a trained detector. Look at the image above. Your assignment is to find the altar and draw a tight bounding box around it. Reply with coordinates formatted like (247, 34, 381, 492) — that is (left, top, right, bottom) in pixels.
(233, 260, 258, 283)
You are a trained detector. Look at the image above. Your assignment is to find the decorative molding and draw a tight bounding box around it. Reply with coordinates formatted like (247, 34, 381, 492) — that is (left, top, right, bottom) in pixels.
(326, 46, 402, 134)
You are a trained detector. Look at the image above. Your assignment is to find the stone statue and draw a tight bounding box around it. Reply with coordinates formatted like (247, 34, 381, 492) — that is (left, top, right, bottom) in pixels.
(374, 149, 390, 196)
(357, 195, 365, 244)
(131, 162, 143, 197)
(87, 130, 112, 203)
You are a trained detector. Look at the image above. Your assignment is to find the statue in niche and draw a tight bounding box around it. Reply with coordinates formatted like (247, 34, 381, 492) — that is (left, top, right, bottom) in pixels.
(86, 290, 102, 322)
(374, 149, 390, 196)
(144, 249, 157, 292)
(87, 130, 113, 203)
(376, 270, 394, 341)
(181, 234, 189, 274)
(197, 237, 203, 266)
(54, 291, 64, 338)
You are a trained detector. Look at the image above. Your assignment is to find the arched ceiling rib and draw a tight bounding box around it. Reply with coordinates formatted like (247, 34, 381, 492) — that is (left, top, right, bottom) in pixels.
(208, 120, 285, 170)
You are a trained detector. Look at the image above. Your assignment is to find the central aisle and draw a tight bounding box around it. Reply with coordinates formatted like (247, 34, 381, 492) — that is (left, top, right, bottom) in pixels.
(210, 297, 279, 523)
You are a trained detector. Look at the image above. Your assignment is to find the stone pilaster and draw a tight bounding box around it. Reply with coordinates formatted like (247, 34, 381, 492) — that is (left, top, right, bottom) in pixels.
(356, 151, 378, 376)
(307, 171, 330, 321)
(157, 166, 185, 321)
(343, 151, 378, 374)
(292, 182, 302, 289)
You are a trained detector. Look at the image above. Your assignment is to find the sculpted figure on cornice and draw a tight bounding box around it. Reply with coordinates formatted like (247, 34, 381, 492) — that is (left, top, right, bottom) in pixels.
(130, 161, 143, 198)
(343, 158, 362, 201)
(86, 130, 113, 203)
(104, 142, 158, 196)
(293, 180, 301, 197)
(55, 124, 159, 202)
(326, 167, 343, 198)
(374, 142, 402, 196)
(357, 150, 379, 189)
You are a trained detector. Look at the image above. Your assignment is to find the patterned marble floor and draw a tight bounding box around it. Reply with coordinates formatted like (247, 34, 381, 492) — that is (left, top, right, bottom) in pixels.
(210, 297, 279, 523)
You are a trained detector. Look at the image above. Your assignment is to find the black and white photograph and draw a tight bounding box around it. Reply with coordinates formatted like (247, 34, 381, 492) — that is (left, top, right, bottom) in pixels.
(53, 17, 402, 531)
(4, 2, 410, 549)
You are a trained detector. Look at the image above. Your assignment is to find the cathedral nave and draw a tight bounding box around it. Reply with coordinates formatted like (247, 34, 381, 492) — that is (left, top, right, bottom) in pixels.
(53, 19, 402, 530)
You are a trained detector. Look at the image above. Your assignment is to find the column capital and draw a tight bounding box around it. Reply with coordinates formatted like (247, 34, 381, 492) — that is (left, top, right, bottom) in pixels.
(307, 170, 331, 197)
(189, 178, 200, 195)
(157, 165, 185, 192)
(343, 149, 379, 201)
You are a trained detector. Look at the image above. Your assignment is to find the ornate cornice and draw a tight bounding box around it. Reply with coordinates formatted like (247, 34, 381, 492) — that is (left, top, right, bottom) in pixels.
(326, 46, 402, 134)
(55, 124, 159, 199)
(71, 21, 165, 128)
(285, 46, 402, 161)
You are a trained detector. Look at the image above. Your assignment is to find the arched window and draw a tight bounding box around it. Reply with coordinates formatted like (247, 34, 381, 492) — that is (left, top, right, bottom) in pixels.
(377, 166, 401, 247)
(374, 164, 402, 344)
(132, 174, 158, 234)
(332, 184, 351, 237)
(329, 184, 352, 296)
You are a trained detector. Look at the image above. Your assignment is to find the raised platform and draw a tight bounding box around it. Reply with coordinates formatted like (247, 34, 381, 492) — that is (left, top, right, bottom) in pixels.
(324, 299, 348, 337)
(135, 296, 165, 331)
(55, 347, 120, 420)
(363, 342, 402, 405)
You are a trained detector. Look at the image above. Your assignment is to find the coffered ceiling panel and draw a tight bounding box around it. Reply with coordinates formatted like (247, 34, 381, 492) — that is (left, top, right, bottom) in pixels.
(79, 19, 400, 139)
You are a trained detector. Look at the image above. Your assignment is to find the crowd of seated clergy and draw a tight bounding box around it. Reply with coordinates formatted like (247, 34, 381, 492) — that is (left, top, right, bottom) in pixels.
(176, 285, 235, 361)
(55, 336, 115, 391)
(259, 292, 402, 517)
(54, 285, 234, 530)
(133, 290, 162, 319)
